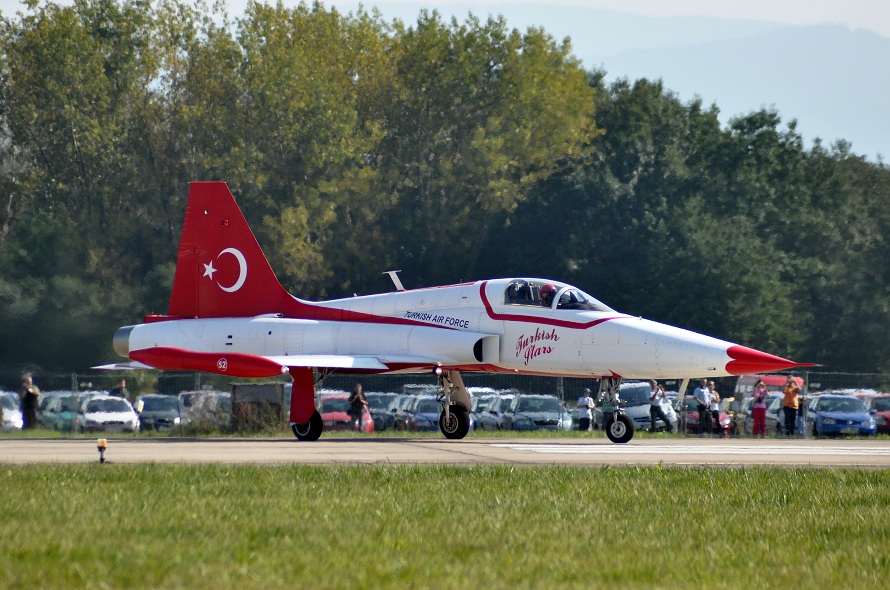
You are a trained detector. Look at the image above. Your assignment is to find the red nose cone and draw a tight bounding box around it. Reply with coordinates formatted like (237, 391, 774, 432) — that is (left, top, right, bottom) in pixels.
(725, 345, 813, 376)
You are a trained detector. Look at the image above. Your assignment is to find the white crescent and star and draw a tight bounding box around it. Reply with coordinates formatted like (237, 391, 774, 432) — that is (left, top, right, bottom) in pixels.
(203, 247, 248, 293)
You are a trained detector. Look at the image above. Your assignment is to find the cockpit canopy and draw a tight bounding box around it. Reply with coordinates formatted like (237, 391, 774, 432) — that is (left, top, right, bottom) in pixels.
(502, 279, 613, 312)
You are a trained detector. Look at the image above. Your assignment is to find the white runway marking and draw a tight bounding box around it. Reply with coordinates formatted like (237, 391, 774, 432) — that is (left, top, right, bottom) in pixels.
(494, 443, 890, 456)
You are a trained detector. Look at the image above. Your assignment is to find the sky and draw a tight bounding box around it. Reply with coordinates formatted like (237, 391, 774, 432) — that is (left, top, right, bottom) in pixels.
(290, 0, 890, 36)
(2, 0, 888, 37)
(2, 0, 888, 157)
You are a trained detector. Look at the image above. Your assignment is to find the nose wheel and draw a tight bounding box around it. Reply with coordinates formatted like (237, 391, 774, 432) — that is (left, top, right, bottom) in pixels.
(604, 413, 635, 443)
(436, 368, 472, 439)
(600, 376, 634, 443)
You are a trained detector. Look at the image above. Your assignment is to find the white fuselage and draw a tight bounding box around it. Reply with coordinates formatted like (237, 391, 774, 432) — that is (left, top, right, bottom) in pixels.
(121, 278, 739, 379)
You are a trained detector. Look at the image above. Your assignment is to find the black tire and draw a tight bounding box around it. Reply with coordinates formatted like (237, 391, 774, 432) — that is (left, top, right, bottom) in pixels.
(604, 414, 635, 444)
(440, 406, 470, 440)
(291, 411, 324, 441)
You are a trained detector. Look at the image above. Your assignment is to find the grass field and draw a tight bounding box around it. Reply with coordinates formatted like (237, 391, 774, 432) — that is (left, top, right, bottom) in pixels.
(1, 464, 889, 589)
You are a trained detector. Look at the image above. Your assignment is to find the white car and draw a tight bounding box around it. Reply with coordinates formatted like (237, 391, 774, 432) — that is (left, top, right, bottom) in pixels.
(594, 382, 678, 432)
(75, 395, 139, 434)
(1, 391, 23, 430)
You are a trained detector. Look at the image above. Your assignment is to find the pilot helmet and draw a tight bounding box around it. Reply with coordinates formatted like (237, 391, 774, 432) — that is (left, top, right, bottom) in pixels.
(540, 283, 556, 300)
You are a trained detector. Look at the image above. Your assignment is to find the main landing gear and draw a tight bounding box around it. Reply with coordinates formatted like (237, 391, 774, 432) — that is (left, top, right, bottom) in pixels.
(600, 377, 635, 444)
(291, 411, 323, 441)
(289, 367, 324, 441)
(436, 368, 471, 439)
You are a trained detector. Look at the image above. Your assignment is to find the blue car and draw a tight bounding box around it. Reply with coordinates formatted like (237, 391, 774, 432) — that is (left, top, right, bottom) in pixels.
(407, 396, 443, 432)
(807, 395, 877, 437)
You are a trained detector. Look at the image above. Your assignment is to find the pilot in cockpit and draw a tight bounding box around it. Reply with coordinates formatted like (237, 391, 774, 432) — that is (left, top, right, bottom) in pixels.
(539, 283, 557, 308)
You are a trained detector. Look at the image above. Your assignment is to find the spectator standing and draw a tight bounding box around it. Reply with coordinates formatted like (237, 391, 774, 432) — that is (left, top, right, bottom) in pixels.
(782, 376, 800, 436)
(109, 379, 130, 401)
(19, 373, 40, 429)
(709, 381, 721, 436)
(692, 379, 711, 436)
(576, 388, 594, 431)
(648, 380, 672, 433)
(751, 380, 769, 437)
(348, 383, 368, 432)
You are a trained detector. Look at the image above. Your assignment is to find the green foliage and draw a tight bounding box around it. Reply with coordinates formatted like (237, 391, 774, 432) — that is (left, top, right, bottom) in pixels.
(0, 0, 888, 379)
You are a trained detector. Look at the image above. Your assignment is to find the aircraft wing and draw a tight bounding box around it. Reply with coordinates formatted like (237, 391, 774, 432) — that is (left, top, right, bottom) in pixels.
(270, 355, 448, 372)
(111, 346, 447, 377)
(266, 355, 390, 371)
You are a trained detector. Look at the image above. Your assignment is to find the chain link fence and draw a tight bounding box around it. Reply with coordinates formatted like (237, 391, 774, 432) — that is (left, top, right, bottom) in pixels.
(13, 369, 890, 401)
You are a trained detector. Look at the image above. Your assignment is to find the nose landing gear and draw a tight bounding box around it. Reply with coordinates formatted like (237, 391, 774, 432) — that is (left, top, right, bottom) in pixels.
(600, 377, 635, 443)
(436, 368, 471, 439)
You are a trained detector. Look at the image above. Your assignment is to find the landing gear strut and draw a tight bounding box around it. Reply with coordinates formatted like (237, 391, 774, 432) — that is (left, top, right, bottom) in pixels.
(600, 377, 635, 443)
(289, 367, 324, 441)
(437, 368, 471, 439)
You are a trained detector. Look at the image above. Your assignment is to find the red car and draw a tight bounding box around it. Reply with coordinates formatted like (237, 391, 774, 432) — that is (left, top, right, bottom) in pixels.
(318, 394, 374, 433)
(856, 393, 890, 434)
(674, 397, 731, 437)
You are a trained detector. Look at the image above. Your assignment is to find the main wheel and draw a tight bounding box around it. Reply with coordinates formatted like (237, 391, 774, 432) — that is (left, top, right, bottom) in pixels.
(440, 406, 470, 440)
(291, 410, 323, 441)
(604, 414, 635, 444)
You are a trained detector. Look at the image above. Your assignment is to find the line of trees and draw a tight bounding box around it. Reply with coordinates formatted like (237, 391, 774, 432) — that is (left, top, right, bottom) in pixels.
(1, 0, 888, 385)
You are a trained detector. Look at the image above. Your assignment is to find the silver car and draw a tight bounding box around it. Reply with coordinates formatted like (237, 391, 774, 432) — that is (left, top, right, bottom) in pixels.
(135, 394, 182, 431)
(594, 382, 678, 432)
(1, 391, 23, 430)
(75, 395, 139, 434)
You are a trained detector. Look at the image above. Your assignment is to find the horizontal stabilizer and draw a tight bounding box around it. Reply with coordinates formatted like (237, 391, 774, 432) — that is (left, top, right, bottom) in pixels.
(92, 361, 155, 371)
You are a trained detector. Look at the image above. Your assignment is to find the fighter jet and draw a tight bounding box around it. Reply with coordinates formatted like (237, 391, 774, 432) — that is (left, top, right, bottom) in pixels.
(100, 182, 810, 442)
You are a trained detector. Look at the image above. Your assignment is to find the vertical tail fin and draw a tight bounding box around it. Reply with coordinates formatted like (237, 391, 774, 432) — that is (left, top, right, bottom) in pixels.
(168, 182, 291, 318)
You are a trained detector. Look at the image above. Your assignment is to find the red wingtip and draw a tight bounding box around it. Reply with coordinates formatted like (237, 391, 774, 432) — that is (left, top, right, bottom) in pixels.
(725, 345, 813, 376)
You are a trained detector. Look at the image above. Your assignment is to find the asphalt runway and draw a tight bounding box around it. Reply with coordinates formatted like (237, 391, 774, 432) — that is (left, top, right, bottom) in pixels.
(3, 437, 890, 468)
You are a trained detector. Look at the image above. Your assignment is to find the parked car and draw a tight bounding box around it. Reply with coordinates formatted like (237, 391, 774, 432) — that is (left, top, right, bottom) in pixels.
(390, 394, 417, 431)
(807, 394, 877, 438)
(494, 393, 518, 430)
(674, 396, 730, 436)
(318, 393, 373, 432)
(1, 391, 23, 430)
(595, 382, 678, 433)
(471, 394, 503, 431)
(365, 392, 399, 431)
(405, 396, 443, 432)
(501, 394, 573, 431)
(37, 391, 67, 427)
(41, 392, 81, 432)
(733, 374, 805, 404)
(732, 397, 753, 436)
(731, 374, 807, 428)
(75, 395, 139, 434)
(135, 394, 182, 431)
(856, 393, 890, 434)
(178, 390, 231, 429)
(377, 394, 407, 431)
(470, 394, 499, 431)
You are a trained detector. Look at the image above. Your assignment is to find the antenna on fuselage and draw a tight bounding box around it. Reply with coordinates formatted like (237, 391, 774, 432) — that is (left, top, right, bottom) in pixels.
(383, 270, 406, 292)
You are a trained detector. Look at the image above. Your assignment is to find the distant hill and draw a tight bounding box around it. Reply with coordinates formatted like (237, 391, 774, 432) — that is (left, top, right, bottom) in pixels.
(594, 24, 890, 160)
(321, 2, 890, 161)
(6, 0, 884, 159)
